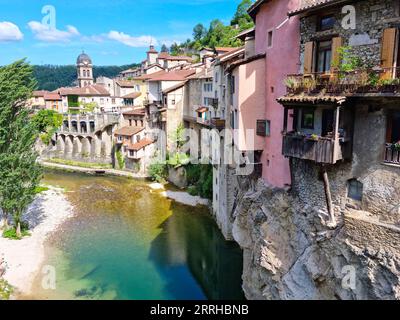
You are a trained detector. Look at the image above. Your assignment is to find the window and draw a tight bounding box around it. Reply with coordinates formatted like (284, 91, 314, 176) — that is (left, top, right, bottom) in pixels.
(348, 179, 363, 201)
(387, 111, 400, 143)
(257, 120, 271, 137)
(117, 136, 122, 142)
(316, 40, 332, 73)
(171, 99, 176, 105)
(301, 109, 315, 129)
(267, 30, 273, 48)
(230, 76, 236, 94)
(318, 15, 336, 31)
(112, 98, 116, 104)
(100, 98, 104, 105)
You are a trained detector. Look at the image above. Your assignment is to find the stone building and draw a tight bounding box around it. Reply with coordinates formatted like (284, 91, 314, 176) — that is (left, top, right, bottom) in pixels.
(77, 52, 94, 88)
(229, 0, 400, 300)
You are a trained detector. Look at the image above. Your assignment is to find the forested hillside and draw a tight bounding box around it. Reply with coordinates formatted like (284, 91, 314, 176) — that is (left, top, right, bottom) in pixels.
(33, 64, 139, 91)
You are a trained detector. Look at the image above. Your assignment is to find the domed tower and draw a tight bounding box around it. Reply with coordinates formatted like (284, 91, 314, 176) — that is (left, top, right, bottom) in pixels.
(77, 51, 93, 88)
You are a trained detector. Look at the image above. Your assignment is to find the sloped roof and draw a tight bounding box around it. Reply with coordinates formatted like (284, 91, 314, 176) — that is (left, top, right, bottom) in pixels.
(158, 52, 193, 61)
(116, 80, 136, 88)
(57, 84, 110, 96)
(114, 126, 144, 137)
(44, 93, 62, 101)
(123, 109, 146, 116)
(187, 68, 213, 80)
(147, 69, 196, 82)
(288, 0, 345, 16)
(162, 81, 187, 94)
(127, 138, 154, 151)
(277, 95, 347, 105)
(215, 47, 238, 53)
(196, 106, 209, 113)
(122, 92, 142, 99)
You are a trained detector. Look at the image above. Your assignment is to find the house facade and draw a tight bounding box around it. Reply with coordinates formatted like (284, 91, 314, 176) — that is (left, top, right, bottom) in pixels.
(276, 0, 400, 260)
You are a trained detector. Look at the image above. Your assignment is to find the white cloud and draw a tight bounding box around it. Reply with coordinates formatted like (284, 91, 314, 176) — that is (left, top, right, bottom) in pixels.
(0, 21, 23, 42)
(107, 30, 157, 47)
(28, 21, 80, 42)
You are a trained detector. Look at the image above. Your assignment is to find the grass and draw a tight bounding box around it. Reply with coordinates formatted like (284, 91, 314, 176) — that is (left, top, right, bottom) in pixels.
(0, 279, 13, 300)
(2, 227, 31, 240)
(35, 186, 50, 194)
(46, 158, 112, 169)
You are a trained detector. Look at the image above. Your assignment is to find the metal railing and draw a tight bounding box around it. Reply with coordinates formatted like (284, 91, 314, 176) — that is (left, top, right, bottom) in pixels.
(384, 143, 400, 165)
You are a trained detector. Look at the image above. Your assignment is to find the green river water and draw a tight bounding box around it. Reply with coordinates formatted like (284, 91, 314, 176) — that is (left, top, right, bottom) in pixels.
(29, 170, 244, 300)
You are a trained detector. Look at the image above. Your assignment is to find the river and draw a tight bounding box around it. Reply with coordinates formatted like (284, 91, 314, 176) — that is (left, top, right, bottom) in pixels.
(29, 170, 244, 300)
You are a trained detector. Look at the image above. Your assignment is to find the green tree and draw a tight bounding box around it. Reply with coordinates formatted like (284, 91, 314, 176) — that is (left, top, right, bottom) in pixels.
(161, 44, 169, 53)
(0, 60, 42, 238)
(193, 23, 207, 41)
(231, 0, 254, 30)
(31, 109, 63, 145)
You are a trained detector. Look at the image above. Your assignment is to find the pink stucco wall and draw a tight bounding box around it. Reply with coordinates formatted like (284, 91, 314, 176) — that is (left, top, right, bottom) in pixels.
(236, 58, 266, 152)
(255, 0, 300, 188)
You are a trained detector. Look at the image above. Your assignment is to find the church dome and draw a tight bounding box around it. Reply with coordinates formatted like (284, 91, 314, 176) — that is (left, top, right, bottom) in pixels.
(77, 52, 92, 65)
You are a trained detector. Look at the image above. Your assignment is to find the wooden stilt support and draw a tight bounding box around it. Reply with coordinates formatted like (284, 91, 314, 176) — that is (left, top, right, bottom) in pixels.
(322, 165, 337, 228)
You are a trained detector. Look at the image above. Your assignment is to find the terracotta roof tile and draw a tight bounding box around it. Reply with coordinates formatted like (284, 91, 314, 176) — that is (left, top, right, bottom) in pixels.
(123, 109, 146, 116)
(147, 70, 196, 82)
(127, 138, 154, 151)
(44, 93, 62, 101)
(114, 126, 144, 137)
(122, 92, 142, 99)
(57, 84, 110, 96)
(277, 94, 347, 105)
(32, 90, 49, 97)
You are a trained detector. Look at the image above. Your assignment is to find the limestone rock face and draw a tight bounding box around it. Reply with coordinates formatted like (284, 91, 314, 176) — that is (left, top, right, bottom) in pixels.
(232, 180, 400, 300)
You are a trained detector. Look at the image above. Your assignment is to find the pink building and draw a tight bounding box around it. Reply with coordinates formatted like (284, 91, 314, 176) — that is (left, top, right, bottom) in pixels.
(248, 0, 301, 188)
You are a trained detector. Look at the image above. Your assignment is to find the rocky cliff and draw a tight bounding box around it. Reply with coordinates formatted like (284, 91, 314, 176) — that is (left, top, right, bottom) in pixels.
(231, 179, 400, 300)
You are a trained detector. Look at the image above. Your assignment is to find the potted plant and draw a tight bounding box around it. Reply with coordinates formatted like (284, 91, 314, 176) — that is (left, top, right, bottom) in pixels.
(394, 142, 400, 151)
(307, 134, 319, 142)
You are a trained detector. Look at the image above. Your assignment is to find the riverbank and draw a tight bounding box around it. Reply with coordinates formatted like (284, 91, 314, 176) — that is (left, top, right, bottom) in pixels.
(149, 183, 210, 207)
(40, 161, 147, 179)
(0, 188, 73, 298)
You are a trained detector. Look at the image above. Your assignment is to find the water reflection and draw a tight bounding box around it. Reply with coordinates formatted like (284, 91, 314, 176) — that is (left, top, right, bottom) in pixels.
(32, 170, 244, 300)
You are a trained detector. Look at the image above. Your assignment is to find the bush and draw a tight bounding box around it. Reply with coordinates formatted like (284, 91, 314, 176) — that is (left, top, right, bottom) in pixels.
(187, 185, 199, 196)
(185, 164, 213, 200)
(148, 162, 168, 183)
(116, 150, 125, 170)
(2, 224, 31, 240)
(0, 279, 13, 300)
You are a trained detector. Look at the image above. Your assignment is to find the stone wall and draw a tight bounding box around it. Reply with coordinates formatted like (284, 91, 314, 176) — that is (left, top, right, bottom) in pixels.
(299, 0, 400, 71)
(228, 101, 400, 300)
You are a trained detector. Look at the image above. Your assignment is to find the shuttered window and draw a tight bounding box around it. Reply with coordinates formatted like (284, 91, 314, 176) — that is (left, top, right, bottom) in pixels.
(304, 41, 314, 74)
(381, 28, 397, 79)
(331, 37, 343, 72)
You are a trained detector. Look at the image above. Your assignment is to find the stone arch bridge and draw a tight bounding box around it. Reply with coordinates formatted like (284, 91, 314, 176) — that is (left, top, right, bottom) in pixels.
(50, 114, 120, 163)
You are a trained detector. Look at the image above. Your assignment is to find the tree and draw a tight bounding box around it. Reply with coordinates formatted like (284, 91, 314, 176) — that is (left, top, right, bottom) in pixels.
(193, 23, 207, 41)
(170, 42, 182, 56)
(31, 109, 63, 145)
(161, 44, 169, 53)
(0, 60, 42, 238)
(231, 0, 254, 29)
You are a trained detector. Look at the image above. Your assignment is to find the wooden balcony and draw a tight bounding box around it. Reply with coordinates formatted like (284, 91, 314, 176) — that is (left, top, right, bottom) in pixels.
(384, 144, 400, 165)
(210, 118, 226, 130)
(283, 134, 346, 164)
(284, 67, 400, 97)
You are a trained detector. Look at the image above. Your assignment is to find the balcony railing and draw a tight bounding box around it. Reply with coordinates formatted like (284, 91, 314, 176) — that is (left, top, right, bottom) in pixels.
(384, 143, 400, 165)
(283, 133, 346, 164)
(285, 67, 400, 96)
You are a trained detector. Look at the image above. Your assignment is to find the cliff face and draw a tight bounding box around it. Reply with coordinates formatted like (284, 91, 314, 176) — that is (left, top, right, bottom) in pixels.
(231, 179, 400, 300)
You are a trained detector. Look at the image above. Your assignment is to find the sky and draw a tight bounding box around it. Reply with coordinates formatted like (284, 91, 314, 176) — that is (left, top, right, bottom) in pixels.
(0, 0, 242, 66)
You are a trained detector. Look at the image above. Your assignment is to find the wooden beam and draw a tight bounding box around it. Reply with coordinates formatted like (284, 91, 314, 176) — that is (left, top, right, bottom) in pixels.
(332, 106, 341, 163)
(322, 165, 337, 228)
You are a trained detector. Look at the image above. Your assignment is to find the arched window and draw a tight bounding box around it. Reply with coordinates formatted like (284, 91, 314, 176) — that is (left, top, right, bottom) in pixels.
(87, 70, 91, 78)
(348, 179, 363, 201)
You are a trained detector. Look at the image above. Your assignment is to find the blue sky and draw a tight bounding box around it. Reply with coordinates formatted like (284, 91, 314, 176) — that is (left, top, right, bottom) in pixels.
(0, 0, 241, 66)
